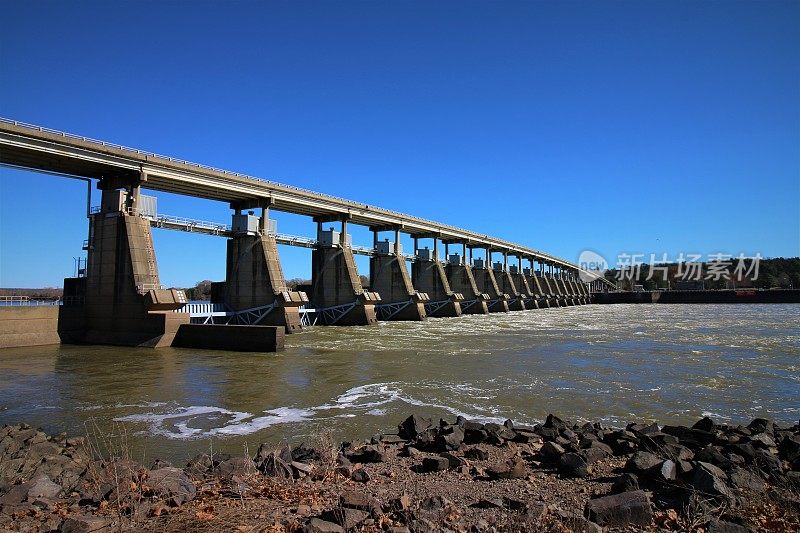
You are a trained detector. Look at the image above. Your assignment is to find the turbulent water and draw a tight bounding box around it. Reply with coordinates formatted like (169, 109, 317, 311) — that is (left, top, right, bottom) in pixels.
(0, 304, 797, 462)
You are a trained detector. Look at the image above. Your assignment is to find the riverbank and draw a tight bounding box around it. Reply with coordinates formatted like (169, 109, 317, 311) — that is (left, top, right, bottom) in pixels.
(1, 413, 798, 532)
(594, 289, 800, 304)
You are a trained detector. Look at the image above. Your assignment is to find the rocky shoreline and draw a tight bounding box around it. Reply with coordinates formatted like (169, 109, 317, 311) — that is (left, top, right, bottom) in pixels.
(1, 413, 798, 532)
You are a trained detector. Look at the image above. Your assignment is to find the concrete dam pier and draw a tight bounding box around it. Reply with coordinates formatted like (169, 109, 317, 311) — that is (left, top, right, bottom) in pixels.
(0, 118, 613, 351)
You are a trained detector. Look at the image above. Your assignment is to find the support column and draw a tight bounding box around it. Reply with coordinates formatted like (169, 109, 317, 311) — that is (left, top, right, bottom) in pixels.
(444, 242, 489, 314)
(311, 217, 379, 325)
(222, 205, 308, 332)
(514, 257, 538, 309)
(526, 258, 548, 309)
(496, 251, 525, 311)
(472, 247, 509, 312)
(370, 228, 427, 321)
(411, 237, 462, 317)
(70, 185, 189, 347)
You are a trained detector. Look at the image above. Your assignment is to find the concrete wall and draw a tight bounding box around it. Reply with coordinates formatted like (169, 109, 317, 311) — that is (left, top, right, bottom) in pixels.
(172, 324, 284, 352)
(0, 307, 60, 349)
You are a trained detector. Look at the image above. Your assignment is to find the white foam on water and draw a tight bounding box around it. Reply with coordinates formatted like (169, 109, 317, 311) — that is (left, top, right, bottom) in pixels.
(113, 379, 511, 440)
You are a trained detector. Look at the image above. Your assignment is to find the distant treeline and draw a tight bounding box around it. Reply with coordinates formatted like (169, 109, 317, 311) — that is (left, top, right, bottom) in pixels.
(0, 288, 63, 299)
(603, 257, 799, 291)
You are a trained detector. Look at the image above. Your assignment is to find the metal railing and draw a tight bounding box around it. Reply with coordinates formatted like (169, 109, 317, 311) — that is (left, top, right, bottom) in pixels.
(0, 296, 60, 306)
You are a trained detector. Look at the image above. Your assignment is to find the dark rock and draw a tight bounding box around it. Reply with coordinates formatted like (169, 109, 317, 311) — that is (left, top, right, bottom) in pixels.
(540, 441, 566, 458)
(320, 508, 368, 529)
(778, 434, 800, 463)
(582, 446, 611, 464)
(753, 449, 782, 476)
(471, 498, 503, 509)
(628, 422, 660, 435)
(662, 425, 716, 448)
(340, 491, 381, 516)
(691, 461, 734, 502)
(707, 519, 751, 533)
(625, 451, 662, 474)
(304, 517, 345, 533)
(290, 461, 315, 478)
(611, 473, 640, 494)
(560, 452, 590, 478)
(544, 414, 567, 430)
(398, 415, 432, 440)
(217, 457, 254, 479)
(292, 443, 321, 463)
(728, 467, 766, 492)
(148, 467, 196, 506)
(644, 459, 676, 484)
(419, 495, 452, 511)
(463, 428, 488, 445)
(421, 457, 450, 473)
(464, 447, 488, 460)
(440, 452, 465, 468)
(379, 434, 406, 445)
(749, 433, 777, 449)
(584, 489, 653, 527)
(536, 427, 558, 441)
(695, 445, 733, 469)
(728, 442, 757, 462)
(435, 425, 464, 451)
(693, 417, 717, 432)
(747, 418, 772, 435)
(347, 445, 385, 463)
(512, 428, 542, 444)
(351, 468, 370, 482)
(60, 516, 113, 533)
(257, 451, 292, 478)
(185, 454, 212, 479)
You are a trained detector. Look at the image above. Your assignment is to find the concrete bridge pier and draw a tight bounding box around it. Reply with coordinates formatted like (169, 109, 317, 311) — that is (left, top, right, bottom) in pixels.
(495, 252, 525, 311)
(516, 261, 538, 309)
(311, 217, 379, 325)
(369, 227, 427, 321)
(556, 269, 576, 306)
(64, 179, 189, 347)
(443, 242, 490, 315)
(411, 237, 462, 317)
(220, 203, 308, 332)
(471, 247, 510, 313)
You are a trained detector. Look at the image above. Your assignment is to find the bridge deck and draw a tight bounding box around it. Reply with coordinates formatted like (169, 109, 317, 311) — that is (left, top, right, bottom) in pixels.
(0, 117, 611, 286)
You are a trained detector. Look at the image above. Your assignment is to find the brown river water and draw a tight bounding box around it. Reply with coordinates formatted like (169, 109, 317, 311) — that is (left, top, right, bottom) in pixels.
(0, 304, 798, 463)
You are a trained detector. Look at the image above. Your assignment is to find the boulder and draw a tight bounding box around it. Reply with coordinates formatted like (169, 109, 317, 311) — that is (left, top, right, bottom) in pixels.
(320, 508, 368, 529)
(147, 467, 196, 506)
(351, 468, 370, 482)
(464, 448, 488, 460)
(421, 457, 450, 473)
(747, 418, 772, 435)
(560, 452, 590, 478)
(398, 415, 432, 440)
(60, 516, 113, 533)
(707, 519, 751, 533)
(540, 441, 565, 459)
(257, 452, 292, 479)
(584, 490, 653, 527)
(611, 473, 640, 494)
(625, 451, 662, 474)
(728, 467, 766, 492)
(434, 426, 464, 451)
(693, 417, 717, 432)
(690, 462, 734, 503)
(304, 518, 345, 533)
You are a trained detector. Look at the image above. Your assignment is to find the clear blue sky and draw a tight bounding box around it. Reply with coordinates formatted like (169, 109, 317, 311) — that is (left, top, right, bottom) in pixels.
(1, 1, 798, 288)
